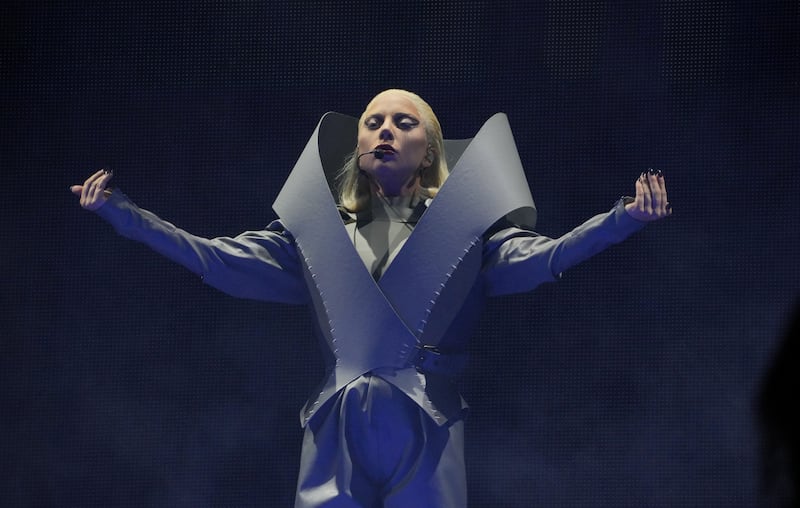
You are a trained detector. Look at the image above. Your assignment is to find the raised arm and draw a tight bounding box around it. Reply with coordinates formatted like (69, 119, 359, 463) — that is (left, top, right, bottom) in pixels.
(483, 170, 670, 296)
(71, 170, 308, 304)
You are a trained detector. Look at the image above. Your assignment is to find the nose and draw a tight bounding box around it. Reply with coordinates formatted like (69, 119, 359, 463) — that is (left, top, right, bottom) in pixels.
(379, 122, 395, 141)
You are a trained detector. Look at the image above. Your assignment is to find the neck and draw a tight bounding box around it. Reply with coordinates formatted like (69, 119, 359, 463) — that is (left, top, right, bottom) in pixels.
(370, 173, 420, 198)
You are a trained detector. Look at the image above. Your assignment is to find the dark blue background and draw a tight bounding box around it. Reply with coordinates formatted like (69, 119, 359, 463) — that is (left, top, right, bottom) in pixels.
(2, 1, 798, 506)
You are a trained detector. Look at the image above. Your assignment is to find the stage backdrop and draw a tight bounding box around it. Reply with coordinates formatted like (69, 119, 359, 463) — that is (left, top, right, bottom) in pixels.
(2, 1, 798, 507)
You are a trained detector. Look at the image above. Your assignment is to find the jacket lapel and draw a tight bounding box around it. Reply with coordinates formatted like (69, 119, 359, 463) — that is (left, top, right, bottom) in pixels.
(378, 113, 537, 341)
(273, 113, 418, 384)
(273, 112, 537, 372)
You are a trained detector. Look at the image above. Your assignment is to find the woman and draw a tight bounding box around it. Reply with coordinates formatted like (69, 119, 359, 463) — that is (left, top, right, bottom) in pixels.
(72, 89, 670, 507)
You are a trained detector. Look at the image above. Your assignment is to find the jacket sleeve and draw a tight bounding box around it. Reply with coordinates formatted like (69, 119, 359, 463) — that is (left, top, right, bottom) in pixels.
(482, 198, 646, 297)
(94, 190, 308, 304)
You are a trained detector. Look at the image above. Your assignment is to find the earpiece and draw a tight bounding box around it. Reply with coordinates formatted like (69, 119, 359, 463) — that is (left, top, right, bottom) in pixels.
(425, 146, 434, 164)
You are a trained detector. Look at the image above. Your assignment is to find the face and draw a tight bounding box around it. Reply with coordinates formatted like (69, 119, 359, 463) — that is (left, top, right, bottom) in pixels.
(357, 91, 432, 196)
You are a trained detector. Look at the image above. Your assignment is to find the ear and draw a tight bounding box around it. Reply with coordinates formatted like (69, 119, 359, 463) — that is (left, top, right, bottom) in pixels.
(423, 147, 434, 167)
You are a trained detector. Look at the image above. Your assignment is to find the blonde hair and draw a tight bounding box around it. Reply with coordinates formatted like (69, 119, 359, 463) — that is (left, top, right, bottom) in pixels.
(337, 89, 449, 212)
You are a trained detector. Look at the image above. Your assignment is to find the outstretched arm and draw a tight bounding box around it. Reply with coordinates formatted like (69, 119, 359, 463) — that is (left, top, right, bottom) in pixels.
(484, 170, 671, 296)
(70, 170, 307, 304)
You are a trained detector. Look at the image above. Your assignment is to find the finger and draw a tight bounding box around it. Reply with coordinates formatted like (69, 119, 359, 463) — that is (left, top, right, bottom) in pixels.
(81, 180, 91, 207)
(70, 185, 83, 196)
(87, 180, 104, 206)
(654, 177, 667, 216)
(91, 168, 112, 191)
(80, 170, 100, 205)
(84, 168, 107, 188)
(649, 171, 669, 216)
(81, 178, 96, 206)
(82, 169, 108, 207)
(630, 173, 645, 213)
(657, 174, 671, 216)
(634, 174, 645, 209)
(641, 172, 653, 215)
(98, 168, 113, 189)
(646, 170, 664, 214)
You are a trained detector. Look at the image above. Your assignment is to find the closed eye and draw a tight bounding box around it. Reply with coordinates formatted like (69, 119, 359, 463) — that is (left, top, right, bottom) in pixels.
(364, 113, 420, 131)
(364, 115, 383, 130)
(394, 114, 419, 130)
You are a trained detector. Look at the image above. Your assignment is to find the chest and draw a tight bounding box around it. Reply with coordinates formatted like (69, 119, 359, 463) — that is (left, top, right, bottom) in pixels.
(349, 217, 414, 281)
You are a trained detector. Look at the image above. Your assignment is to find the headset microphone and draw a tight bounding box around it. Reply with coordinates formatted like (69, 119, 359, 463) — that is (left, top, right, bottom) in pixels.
(357, 149, 386, 160)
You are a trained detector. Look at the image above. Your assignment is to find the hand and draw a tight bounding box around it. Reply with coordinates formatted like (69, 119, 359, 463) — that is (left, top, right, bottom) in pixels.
(625, 169, 671, 222)
(71, 169, 113, 210)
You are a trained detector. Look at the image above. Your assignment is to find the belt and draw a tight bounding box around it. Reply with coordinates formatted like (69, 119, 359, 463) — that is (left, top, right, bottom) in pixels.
(411, 345, 468, 377)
